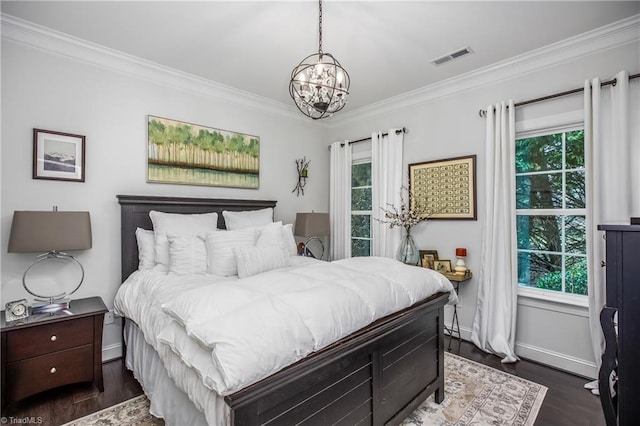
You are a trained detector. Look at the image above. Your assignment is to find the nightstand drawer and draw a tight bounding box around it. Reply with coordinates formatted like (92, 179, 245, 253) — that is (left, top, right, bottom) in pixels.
(5, 316, 94, 362)
(6, 344, 94, 402)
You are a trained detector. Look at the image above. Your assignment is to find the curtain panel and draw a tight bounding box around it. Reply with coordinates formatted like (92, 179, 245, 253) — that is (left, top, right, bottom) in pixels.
(585, 70, 638, 382)
(371, 130, 404, 258)
(471, 100, 519, 363)
(329, 141, 352, 261)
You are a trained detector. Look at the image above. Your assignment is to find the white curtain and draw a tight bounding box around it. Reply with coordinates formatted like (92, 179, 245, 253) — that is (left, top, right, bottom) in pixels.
(329, 140, 352, 260)
(471, 100, 519, 363)
(371, 129, 404, 258)
(585, 70, 637, 383)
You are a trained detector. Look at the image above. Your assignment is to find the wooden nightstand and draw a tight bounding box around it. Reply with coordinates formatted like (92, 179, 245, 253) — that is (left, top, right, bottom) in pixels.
(1, 297, 108, 413)
(442, 272, 472, 348)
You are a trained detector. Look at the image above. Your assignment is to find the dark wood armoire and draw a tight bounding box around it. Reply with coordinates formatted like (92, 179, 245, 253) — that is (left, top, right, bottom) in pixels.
(598, 224, 640, 426)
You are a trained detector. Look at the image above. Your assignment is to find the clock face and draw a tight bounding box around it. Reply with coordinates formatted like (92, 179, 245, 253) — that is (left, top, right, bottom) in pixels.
(11, 303, 26, 316)
(5, 299, 29, 322)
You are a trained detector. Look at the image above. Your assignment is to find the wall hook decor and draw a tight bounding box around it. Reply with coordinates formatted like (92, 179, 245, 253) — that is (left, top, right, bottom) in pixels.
(293, 157, 310, 196)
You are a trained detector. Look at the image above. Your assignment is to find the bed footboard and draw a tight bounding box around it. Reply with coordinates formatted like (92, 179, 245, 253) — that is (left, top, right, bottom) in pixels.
(225, 291, 448, 426)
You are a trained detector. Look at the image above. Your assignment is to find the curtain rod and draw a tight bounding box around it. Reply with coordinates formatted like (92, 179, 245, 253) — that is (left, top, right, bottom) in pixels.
(478, 73, 639, 117)
(346, 127, 408, 145)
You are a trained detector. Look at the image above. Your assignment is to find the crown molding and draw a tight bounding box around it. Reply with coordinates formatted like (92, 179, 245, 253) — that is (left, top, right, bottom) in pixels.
(1, 13, 314, 123)
(327, 14, 640, 128)
(3, 13, 638, 129)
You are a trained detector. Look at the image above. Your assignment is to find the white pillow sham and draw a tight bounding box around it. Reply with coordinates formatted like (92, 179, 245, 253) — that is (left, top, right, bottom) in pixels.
(255, 221, 297, 256)
(233, 244, 291, 279)
(167, 234, 207, 275)
(222, 208, 273, 230)
(135, 227, 156, 270)
(149, 211, 218, 266)
(205, 228, 257, 276)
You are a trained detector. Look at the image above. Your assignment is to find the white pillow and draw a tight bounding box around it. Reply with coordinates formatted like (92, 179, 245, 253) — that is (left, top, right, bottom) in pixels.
(233, 245, 291, 279)
(255, 222, 297, 256)
(167, 234, 207, 275)
(205, 229, 257, 276)
(256, 221, 284, 247)
(149, 211, 218, 266)
(282, 223, 297, 256)
(222, 208, 273, 230)
(135, 228, 156, 270)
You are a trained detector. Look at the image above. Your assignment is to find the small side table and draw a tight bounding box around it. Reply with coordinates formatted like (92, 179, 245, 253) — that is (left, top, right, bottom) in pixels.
(443, 272, 472, 349)
(1, 297, 107, 414)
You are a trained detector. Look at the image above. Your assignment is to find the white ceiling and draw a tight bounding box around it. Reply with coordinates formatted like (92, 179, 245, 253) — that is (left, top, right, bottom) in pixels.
(2, 1, 639, 112)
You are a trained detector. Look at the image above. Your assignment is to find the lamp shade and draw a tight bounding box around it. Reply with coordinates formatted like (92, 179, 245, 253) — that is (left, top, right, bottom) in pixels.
(456, 248, 467, 257)
(8, 211, 92, 253)
(294, 212, 330, 238)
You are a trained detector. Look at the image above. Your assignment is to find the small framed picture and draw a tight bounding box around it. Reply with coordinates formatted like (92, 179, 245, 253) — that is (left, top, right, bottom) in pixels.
(434, 259, 452, 274)
(419, 250, 439, 269)
(33, 129, 85, 182)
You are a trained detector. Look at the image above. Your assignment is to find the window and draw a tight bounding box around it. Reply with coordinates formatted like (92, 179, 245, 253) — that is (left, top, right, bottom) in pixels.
(351, 160, 372, 256)
(515, 128, 587, 298)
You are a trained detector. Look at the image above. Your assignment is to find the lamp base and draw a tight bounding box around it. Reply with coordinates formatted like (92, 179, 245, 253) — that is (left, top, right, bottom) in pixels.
(455, 257, 467, 275)
(31, 298, 71, 315)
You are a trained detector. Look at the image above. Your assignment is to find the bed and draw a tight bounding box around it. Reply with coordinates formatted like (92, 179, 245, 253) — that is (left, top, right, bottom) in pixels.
(115, 194, 453, 426)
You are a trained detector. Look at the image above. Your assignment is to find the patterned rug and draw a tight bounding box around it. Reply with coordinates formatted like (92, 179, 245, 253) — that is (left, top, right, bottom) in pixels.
(63, 353, 546, 426)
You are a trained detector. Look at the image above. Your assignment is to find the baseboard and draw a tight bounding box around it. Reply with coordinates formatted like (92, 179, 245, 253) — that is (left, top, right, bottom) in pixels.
(102, 342, 123, 362)
(515, 342, 597, 379)
(445, 325, 597, 379)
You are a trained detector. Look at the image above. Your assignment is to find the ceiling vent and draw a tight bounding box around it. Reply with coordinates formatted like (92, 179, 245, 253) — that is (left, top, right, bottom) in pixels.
(431, 46, 473, 66)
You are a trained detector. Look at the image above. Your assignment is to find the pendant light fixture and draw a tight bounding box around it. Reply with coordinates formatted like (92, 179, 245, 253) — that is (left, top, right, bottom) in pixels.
(289, 0, 350, 120)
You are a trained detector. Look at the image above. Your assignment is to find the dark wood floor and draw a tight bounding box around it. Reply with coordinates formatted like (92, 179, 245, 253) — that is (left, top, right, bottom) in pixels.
(3, 340, 604, 425)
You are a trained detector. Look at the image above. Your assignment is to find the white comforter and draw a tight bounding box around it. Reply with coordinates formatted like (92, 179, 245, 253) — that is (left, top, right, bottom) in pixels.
(115, 256, 456, 402)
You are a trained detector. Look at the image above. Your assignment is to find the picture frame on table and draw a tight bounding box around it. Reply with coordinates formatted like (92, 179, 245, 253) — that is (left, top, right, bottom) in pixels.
(434, 259, 452, 274)
(419, 249, 439, 269)
(33, 129, 86, 182)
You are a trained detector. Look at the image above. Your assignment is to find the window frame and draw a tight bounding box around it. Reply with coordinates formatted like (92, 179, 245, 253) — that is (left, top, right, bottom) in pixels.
(514, 110, 588, 308)
(351, 152, 372, 257)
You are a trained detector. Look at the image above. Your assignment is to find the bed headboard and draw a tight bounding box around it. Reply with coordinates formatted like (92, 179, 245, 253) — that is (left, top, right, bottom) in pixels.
(117, 194, 277, 282)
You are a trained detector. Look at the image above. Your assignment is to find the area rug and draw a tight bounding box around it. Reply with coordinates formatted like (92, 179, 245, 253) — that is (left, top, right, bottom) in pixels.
(401, 353, 547, 426)
(63, 353, 546, 426)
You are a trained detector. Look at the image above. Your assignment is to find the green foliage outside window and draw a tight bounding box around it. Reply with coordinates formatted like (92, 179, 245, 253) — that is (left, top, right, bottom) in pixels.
(351, 162, 372, 257)
(515, 129, 588, 296)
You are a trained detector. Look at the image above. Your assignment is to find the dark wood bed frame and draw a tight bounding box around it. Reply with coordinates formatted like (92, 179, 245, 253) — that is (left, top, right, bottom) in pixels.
(117, 194, 448, 426)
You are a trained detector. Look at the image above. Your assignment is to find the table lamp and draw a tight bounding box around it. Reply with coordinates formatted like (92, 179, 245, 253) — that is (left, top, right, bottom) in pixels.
(294, 212, 330, 259)
(8, 209, 92, 314)
(455, 247, 468, 275)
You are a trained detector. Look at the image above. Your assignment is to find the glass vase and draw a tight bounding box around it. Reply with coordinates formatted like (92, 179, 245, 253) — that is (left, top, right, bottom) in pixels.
(397, 230, 420, 266)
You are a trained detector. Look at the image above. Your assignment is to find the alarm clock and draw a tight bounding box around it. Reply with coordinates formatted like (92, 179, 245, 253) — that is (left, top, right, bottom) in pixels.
(5, 299, 29, 322)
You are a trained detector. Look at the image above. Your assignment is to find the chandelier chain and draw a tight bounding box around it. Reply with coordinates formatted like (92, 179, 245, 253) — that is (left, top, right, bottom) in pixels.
(318, 0, 323, 55)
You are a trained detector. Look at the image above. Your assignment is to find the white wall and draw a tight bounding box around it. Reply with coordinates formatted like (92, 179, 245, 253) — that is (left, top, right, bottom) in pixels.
(1, 37, 328, 359)
(2, 13, 638, 376)
(325, 29, 639, 377)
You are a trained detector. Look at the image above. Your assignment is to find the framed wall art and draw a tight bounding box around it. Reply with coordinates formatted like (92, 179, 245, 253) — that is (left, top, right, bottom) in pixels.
(147, 115, 260, 189)
(33, 129, 86, 182)
(419, 249, 439, 269)
(409, 155, 477, 220)
(433, 259, 452, 274)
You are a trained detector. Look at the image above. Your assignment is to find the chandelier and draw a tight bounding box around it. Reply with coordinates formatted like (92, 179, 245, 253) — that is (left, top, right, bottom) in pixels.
(289, 0, 350, 120)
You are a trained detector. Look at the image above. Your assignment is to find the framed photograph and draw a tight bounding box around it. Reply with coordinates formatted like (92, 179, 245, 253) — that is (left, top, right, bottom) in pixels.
(409, 155, 477, 220)
(419, 249, 439, 269)
(147, 115, 259, 189)
(433, 259, 452, 274)
(33, 129, 85, 182)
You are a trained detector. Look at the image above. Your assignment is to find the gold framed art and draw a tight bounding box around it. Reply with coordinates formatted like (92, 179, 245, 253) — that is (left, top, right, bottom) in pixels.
(419, 249, 439, 269)
(409, 155, 477, 220)
(147, 115, 260, 189)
